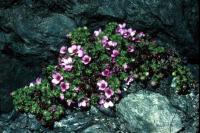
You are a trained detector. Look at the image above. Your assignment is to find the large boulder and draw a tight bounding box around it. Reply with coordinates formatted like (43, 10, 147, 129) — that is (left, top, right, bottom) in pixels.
(116, 91, 183, 133)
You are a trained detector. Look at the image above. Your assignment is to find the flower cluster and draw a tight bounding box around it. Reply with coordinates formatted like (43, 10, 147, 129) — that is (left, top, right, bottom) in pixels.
(12, 22, 197, 126)
(116, 23, 145, 42)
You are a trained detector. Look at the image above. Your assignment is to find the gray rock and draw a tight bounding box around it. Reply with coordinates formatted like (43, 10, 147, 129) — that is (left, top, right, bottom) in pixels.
(82, 125, 110, 133)
(116, 91, 183, 133)
(169, 91, 199, 133)
(0, 113, 42, 132)
(54, 111, 94, 132)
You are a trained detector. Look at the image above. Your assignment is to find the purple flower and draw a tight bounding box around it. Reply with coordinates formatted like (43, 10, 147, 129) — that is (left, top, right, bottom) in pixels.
(128, 28, 136, 37)
(52, 72, 63, 85)
(29, 77, 42, 87)
(82, 55, 91, 65)
(128, 45, 135, 53)
(78, 99, 89, 107)
(123, 29, 130, 38)
(137, 32, 145, 38)
(104, 88, 114, 98)
(125, 76, 134, 85)
(60, 82, 70, 92)
(77, 48, 84, 57)
(103, 101, 114, 108)
(97, 80, 108, 91)
(99, 97, 106, 105)
(123, 63, 129, 71)
(118, 23, 126, 29)
(101, 36, 109, 46)
(68, 45, 78, 55)
(35, 77, 42, 85)
(94, 29, 102, 37)
(112, 58, 116, 63)
(131, 37, 136, 41)
(116, 28, 125, 35)
(111, 49, 120, 58)
(74, 87, 80, 92)
(108, 41, 117, 47)
(60, 57, 73, 65)
(101, 69, 111, 77)
(63, 65, 73, 71)
(60, 46, 67, 54)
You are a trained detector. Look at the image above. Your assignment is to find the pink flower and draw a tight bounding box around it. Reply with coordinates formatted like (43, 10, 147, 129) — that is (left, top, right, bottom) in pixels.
(51, 72, 63, 85)
(68, 45, 78, 55)
(125, 76, 134, 85)
(29, 77, 42, 87)
(103, 101, 114, 108)
(123, 63, 129, 71)
(68, 45, 84, 57)
(101, 69, 111, 77)
(123, 29, 130, 38)
(128, 45, 135, 53)
(104, 88, 114, 98)
(97, 80, 108, 91)
(82, 55, 91, 65)
(137, 32, 145, 38)
(60, 82, 70, 92)
(101, 36, 109, 46)
(61, 57, 73, 65)
(118, 23, 126, 29)
(117, 28, 125, 35)
(131, 37, 136, 41)
(60, 93, 65, 100)
(111, 49, 120, 58)
(94, 29, 102, 37)
(60, 46, 67, 54)
(78, 99, 89, 107)
(108, 41, 117, 47)
(112, 58, 116, 63)
(74, 87, 80, 92)
(128, 28, 136, 37)
(35, 77, 42, 85)
(63, 65, 73, 71)
(67, 99, 73, 106)
(99, 97, 106, 105)
(77, 48, 84, 57)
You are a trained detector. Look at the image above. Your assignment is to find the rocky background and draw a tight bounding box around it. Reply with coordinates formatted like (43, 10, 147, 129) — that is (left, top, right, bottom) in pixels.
(0, 0, 199, 132)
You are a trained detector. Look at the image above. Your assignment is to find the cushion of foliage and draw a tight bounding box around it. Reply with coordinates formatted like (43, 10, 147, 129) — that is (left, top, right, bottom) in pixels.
(11, 22, 197, 126)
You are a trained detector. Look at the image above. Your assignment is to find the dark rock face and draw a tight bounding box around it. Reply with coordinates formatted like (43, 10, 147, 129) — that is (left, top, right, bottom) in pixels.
(0, 0, 199, 113)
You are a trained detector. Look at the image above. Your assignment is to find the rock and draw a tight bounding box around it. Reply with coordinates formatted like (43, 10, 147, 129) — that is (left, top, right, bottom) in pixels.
(0, 113, 42, 133)
(54, 111, 95, 132)
(169, 91, 199, 133)
(82, 124, 110, 133)
(116, 91, 183, 133)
